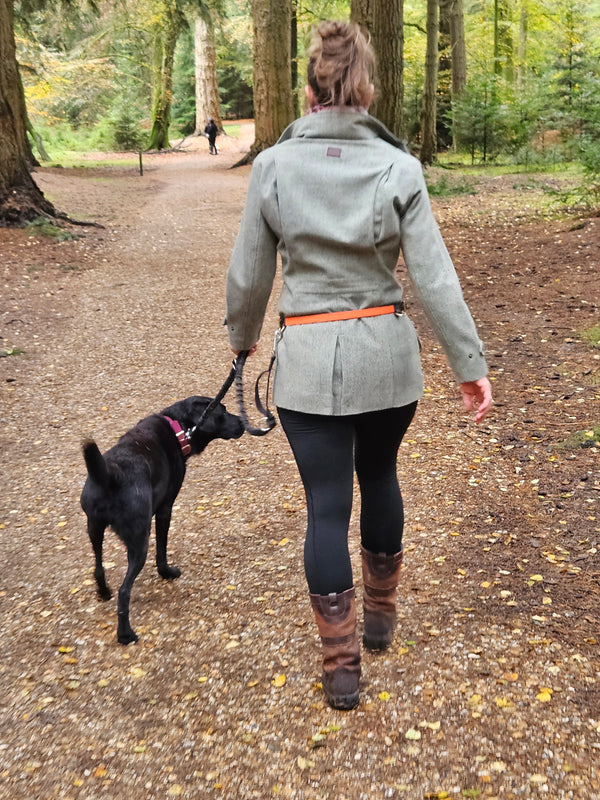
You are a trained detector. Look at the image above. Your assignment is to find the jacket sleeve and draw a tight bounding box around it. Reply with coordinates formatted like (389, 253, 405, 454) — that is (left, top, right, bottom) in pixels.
(225, 155, 279, 351)
(397, 160, 489, 383)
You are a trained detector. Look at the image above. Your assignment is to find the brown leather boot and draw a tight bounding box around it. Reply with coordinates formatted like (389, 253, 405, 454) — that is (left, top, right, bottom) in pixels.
(309, 587, 361, 710)
(361, 546, 403, 651)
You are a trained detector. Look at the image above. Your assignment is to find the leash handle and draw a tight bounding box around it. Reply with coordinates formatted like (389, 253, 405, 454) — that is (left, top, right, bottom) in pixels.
(235, 350, 277, 437)
(185, 360, 237, 440)
(185, 350, 276, 442)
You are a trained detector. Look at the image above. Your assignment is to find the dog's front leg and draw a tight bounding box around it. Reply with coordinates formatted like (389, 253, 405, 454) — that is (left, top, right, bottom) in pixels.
(117, 537, 149, 645)
(155, 504, 181, 581)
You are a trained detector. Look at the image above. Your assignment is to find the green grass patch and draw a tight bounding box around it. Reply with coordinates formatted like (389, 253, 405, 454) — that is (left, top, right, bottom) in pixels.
(580, 325, 600, 348)
(0, 347, 25, 357)
(223, 123, 241, 138)
(425, 172, 478, 197)
(557, 425, 600, 450)
(436, 150, 581, 176)
(26, 218, 80, 241)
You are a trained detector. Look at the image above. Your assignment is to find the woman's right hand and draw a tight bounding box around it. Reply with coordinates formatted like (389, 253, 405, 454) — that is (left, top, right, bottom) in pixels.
(461, 377, 493, 423)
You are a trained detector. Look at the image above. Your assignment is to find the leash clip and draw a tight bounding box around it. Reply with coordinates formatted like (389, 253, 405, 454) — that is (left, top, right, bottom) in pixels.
(273, 324, 284, 353)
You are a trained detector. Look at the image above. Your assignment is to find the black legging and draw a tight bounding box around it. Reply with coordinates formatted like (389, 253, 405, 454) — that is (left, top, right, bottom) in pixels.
(278, 402, 417, 595)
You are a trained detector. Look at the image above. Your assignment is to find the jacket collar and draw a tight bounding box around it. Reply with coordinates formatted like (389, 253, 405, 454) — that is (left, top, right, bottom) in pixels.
(277, 108, 409, 153)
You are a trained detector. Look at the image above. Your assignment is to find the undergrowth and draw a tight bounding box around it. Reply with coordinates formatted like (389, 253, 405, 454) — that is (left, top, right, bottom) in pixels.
(0, 347, 25, 357)
(26, 218, 80, 241)
(557, 426, 600, 450)
(580, 325, 600, 348)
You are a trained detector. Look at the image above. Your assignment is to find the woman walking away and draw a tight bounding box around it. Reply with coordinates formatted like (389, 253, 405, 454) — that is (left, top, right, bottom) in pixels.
(225, 20, 493, 710)
(204, 118, 218, 154)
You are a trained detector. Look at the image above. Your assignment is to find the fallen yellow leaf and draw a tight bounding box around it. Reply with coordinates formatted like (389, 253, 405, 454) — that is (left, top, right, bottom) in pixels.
(272, 674, 286, 688)
(536, 688, 553, 703)
(529, 774, 546, 784)
(130, 667, 146, 679)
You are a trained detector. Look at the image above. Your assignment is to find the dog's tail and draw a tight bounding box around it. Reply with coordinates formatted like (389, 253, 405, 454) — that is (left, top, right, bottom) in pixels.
(82, 440, 109, 488)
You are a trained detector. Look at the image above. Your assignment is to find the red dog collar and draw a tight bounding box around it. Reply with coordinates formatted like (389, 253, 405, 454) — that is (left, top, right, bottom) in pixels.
(163, 416, 192, 457)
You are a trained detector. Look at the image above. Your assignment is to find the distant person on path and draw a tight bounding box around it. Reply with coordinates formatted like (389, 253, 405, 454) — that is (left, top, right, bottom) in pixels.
(225, 20, 493, 710)
(204, 118, 218, 154)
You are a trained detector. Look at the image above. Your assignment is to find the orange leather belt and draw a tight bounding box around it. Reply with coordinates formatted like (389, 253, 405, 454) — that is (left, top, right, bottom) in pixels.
(285, 302, 404, 326)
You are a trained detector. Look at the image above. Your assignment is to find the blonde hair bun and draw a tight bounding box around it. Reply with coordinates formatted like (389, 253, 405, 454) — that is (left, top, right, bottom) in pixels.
(308, 20, 375, 109)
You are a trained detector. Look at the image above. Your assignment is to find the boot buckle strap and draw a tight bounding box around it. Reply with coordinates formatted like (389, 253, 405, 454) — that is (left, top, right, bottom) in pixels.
(321, 633, 356, 647)
(364, 583, 396, 598)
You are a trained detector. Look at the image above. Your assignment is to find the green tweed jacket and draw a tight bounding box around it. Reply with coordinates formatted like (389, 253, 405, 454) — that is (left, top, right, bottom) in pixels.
(226, 108, 488, 415)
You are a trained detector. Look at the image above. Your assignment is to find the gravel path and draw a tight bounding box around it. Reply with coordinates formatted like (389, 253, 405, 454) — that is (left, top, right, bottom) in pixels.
(1, 129, 599, 799)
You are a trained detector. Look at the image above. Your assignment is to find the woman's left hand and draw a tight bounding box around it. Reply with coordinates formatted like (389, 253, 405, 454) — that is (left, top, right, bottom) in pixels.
(461, 377, 493, 423)
(231, 343, 258, 357)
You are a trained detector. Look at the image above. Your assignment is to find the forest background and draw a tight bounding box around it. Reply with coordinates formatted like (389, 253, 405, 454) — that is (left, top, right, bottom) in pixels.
(10, 0, 600, 184)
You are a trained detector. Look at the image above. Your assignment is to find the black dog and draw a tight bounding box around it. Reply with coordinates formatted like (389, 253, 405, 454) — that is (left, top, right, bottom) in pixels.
(80, 396, 244, 644)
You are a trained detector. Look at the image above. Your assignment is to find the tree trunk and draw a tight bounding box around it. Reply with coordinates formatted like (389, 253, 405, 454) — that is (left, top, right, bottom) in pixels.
(0, 0, 54, 224)
(237, 0, 294, 165)
(351, 0, 404, 138)
(445, 0, 466, 150)
(194, 11, 223, 135)
(448, 0, 466, 96)
(350, 0, 372, 37)
(517, 0, 528, 92)
(291, 1, 299, 118)
(438, 0, 452, 148)
(148, 0, 186, 151)
(493, 0, 513, 81)
(420, 0, 439, 164)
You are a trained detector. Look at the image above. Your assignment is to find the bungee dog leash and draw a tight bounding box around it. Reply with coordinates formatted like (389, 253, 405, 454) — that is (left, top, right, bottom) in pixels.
(185, 350, 277, 441)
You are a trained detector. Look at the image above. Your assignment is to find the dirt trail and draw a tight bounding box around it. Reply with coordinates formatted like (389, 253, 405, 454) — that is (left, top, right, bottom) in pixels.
(1, 125, 599, 799)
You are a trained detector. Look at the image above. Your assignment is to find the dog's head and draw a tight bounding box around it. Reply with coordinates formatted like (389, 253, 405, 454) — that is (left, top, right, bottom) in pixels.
(161, 396, 244, 453)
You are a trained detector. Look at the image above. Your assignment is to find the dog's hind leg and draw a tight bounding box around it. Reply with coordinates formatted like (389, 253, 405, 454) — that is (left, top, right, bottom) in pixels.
(87, 519, 112, 601)
(117, 533, 149, 645)
(155, 503, 181, 581)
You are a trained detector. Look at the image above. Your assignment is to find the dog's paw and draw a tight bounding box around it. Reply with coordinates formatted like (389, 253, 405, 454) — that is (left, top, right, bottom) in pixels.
(158, 565, 181, 581)
(97, 586, 113, 602)
(118, 629, 139, 645)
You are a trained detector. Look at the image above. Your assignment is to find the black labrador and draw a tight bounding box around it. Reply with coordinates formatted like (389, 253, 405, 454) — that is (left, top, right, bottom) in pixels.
(80, 396, 244, 644)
